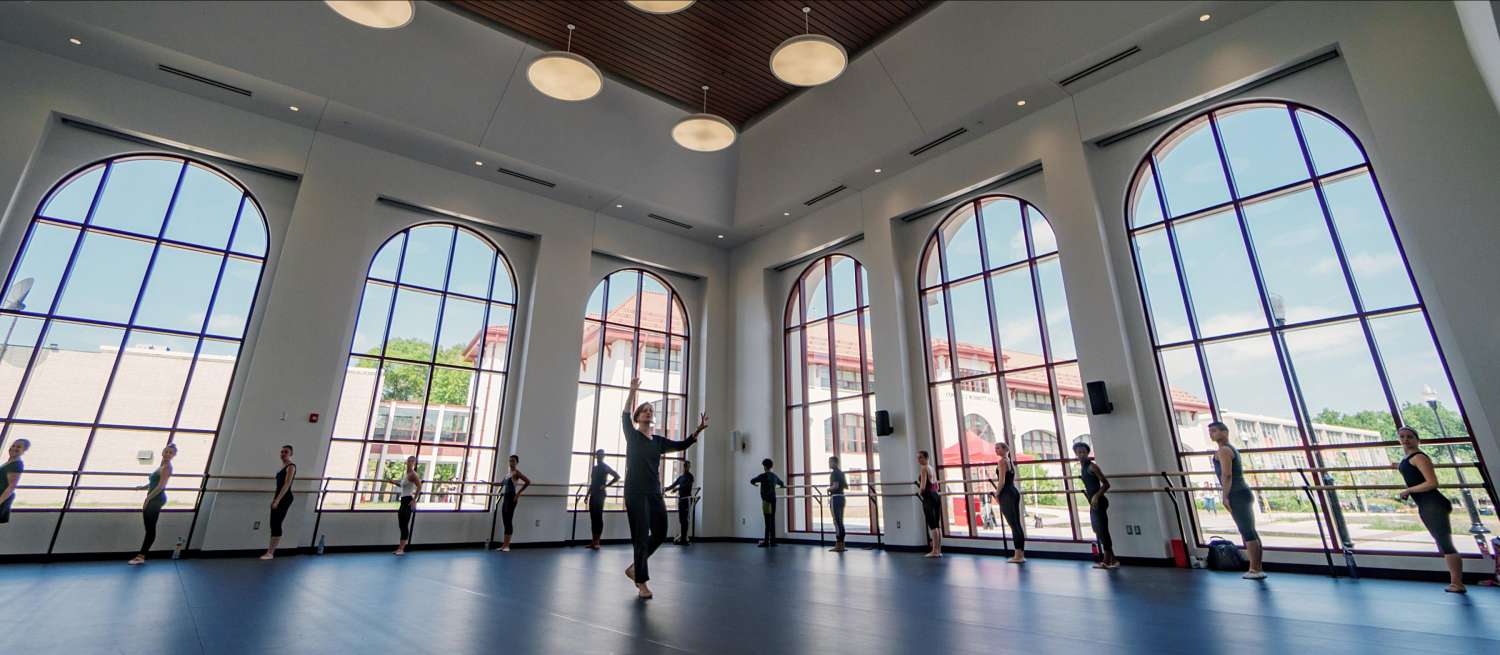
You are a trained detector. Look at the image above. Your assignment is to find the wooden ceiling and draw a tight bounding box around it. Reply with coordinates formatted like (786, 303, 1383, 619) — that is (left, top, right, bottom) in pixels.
(449, 0, 932, 127)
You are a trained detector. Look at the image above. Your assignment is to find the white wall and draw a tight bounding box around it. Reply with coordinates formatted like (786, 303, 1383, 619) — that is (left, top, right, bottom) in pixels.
(0, 37, 730, 555)
(725, 1, 1500, 575)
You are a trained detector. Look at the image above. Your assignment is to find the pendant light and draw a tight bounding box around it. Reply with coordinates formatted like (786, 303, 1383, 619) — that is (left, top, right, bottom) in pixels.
(672, 86, 736, 152)
(324, 1, 415, 29)
(770, 7, 847, 87)
(625, 0, 696, 14)
(527, 24, 604, 102)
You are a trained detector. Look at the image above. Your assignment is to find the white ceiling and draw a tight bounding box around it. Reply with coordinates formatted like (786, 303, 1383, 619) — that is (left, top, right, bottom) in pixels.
(0, 1, 1269, 246)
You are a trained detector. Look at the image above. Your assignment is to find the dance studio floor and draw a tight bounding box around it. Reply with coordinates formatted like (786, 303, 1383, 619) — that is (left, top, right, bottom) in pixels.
(0, 543, 1494, 654)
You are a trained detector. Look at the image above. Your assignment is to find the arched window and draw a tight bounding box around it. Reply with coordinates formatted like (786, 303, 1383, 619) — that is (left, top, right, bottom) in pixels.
(786, 254, 878, 534)
(919, 195, 1094, 541)
(570, 269, 690, 511)
(0, 155, 267, 512)
(320, 223, 517, 511)
(1128, 101, 1499, 553)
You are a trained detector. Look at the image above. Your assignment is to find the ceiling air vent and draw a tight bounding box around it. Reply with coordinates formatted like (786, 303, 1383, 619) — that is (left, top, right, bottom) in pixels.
(1058, 46, 1141, 87)
(495, 166, 556, 188)
(908, 128, 968, 157)
(646, 213, 693, 230)
(157, 64, 252, 97)
(803, 185, 847, 207)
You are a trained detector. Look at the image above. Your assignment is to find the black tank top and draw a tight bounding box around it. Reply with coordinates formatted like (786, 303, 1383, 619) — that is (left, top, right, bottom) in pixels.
(998, 460, 1018, 493)
(275, 464, 294, 498)
(1398, 452, 1447, 505)
(1078, 458, 1102, 497)
(502, 474, 518, 500)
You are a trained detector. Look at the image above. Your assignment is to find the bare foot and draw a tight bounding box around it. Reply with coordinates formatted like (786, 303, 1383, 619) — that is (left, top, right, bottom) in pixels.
(637, 583, 653, 599)
(127, 555, 145, 566)
(625, 564, 635, 582)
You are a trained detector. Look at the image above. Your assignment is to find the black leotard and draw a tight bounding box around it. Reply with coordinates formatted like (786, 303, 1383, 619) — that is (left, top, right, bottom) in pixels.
(996, 460, 1024, 550)
(1399, 451, 1457, 555)
(1078, 458, 1112, 554)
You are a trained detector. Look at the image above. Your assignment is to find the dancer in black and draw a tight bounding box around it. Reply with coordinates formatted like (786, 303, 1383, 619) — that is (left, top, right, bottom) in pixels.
(1397, 427, 1466, 593)
(750, 458, 785, 547)
(917, 450, 942, 558)
(1209, 422, 1264, 579)
(622, 378, 708, 599)
(587, 449, 619, 550)
(261, 444, 296, 560)
(991, 442, 1025, 563)
(1074, 441, 1118, 569)
(827, 456, 847, 552)
(0, 439, 29, 525)
(129, 443, 176, 565)
(498, 454, 531, 552)
(394, 455, 420, 556)
(664, 460, 695, 545)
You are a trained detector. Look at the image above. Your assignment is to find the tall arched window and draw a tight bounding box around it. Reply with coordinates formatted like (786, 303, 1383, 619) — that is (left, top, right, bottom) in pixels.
(320, 223, 517, 511)
(570, 269, 690, 511)
(1128, 101, 1498, 553)
(0, 155, 267, 512)
(785, 254, 878, 534)
(919, 195, 1094, 541)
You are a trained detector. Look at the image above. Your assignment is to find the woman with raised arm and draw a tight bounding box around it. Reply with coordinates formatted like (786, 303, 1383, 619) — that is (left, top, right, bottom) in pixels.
(129, 443, 176, 565)
(0, 439, 30, 526)
(916, 450, 942, 558)
(261, 444, 297, 560)
(1074, 441, 1118, 569)
(622, 377, 708, 599)
(1397, 426, 1466, 593)
(587, 449, 620, 550)
(1208, 421, 1264, 579)
(497, 454, 532, 552)
(991, 441, 1025, 563)
(393, 455, 420, 556)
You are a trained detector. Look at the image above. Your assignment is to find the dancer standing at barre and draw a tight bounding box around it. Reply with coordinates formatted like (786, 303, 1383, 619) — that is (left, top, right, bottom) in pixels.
(991, 441, 1025, 563)
(1075, 441, 1119, 569)
(393, 455, 420, 556)
(587, 449, 619, 550)
(664, 460, 694, 545)
(0, 439, 29, 526)
(1397, 426, 1466, 593)
(827, 456, 848, 552)
(623, 377, 708, 599)
(498, 454, 531, 552)
(1209, 422, 1264, 580)
(750, 459, 785, 548)
(917, 450, 942, 558)
(129, 443, 175, 566)
(261, 444, 296, 560)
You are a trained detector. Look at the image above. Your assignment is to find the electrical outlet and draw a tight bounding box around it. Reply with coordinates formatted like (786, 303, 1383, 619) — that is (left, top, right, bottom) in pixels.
(741, 517, 746, 525)
(534, 519, 540, 527)
(897, 521, 901, 530)
(253, 521, 260, 530)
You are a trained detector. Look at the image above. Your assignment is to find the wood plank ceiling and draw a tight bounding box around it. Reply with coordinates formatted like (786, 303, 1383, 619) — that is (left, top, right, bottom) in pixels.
(449, 0, 931, 127)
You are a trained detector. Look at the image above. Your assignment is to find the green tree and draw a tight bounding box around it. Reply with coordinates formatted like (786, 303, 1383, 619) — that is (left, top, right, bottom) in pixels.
(362, 338, 473, 405)
(1017, 463, 1062, 506)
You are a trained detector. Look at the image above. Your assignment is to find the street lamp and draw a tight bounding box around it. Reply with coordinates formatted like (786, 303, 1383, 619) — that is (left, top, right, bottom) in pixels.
(1422, 384, 1488, 542)
(0, 278, 32, 367)
(1269, 293, 1355, 549)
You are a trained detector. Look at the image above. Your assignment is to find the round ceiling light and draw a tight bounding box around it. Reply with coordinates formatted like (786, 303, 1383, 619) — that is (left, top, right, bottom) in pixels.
(672, 86, 736, 152)
(770, 7, 847, 87)
(324, 1, 414, 29)
(528, 24, 603, 102)
(625, 1, 696, 14)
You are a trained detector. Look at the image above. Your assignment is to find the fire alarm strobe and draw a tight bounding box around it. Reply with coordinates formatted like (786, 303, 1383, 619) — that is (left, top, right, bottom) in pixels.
(309, 413, 320, 423)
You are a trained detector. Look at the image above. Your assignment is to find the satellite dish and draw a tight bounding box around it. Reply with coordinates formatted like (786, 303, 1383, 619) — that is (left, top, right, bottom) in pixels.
(3, 278, 33, 311)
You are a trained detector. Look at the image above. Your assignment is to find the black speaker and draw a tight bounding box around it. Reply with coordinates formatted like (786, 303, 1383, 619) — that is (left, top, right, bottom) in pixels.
(875, 410, 894, 436)
(1086, 381, 1113, 415)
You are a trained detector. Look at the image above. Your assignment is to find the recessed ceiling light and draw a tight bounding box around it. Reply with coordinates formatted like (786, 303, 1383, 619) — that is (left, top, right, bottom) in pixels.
(615, 203, 624, 208)
(1199, 14, 1211, 22)
(626, 0, 695, 14)
(874, 168, 882, 174)
(474, 160, 484, 167)
(324, 1, 415, 29)
(716, 234, 724, 239)
(289, 105, 301, 112)
(528, 24, 603, 102)
(783, 211, 791, 216)
(770, 7, 847, 87)
(1016, 100, 1027, 107)
(68, 37, 82, 46)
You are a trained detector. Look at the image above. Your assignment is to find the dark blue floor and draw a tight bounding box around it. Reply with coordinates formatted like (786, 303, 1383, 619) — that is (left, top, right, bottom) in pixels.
(0, 543, 1495, 654)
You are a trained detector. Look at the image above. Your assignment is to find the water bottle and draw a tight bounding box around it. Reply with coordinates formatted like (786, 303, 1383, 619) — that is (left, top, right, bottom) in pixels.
(317, 534, 326, 555)
(172, 537, 184, 560)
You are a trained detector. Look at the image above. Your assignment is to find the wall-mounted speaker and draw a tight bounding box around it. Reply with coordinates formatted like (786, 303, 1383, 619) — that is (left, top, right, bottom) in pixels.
(875, 410, 894, 436)
(1086, 381, 1113, 415)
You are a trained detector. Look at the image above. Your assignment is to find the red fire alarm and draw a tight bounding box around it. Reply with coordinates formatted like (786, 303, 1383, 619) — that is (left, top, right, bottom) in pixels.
(309, 413, 320, 423)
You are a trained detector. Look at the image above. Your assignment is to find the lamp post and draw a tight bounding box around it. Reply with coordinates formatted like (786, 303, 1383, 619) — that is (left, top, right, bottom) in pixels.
(1270, 293, 1354, 548)
(0, 278, 33, 367)
(1422, 385, 1487, 541)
